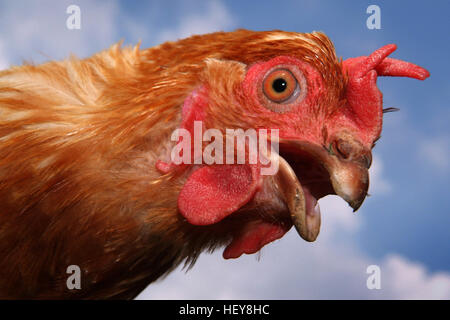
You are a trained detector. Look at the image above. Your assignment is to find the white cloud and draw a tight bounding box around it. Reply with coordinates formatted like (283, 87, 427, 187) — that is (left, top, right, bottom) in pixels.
(0, 0, 121, 64)
(369, 155, 392, 194)
(382, 255, 450, 299)
(419, 136, 450, 172)
(155, 0, 236, 43)
(318, 195, 359, 236)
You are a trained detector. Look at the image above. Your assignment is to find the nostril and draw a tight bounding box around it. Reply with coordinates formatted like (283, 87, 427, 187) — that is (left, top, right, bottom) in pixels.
(334, 139, 352, 159)
(330, 136, 372, 168)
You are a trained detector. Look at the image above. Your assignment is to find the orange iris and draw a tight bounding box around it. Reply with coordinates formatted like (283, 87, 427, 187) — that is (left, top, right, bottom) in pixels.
(263, 69, 297, 103)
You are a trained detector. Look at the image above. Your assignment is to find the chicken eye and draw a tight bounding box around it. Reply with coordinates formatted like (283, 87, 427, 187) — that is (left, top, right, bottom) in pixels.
(263, 69, 298, 103)
(257, 64, 307, 114)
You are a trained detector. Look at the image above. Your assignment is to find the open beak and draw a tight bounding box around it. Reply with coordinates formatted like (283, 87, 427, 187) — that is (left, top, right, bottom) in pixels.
(274, 140, 369, 242)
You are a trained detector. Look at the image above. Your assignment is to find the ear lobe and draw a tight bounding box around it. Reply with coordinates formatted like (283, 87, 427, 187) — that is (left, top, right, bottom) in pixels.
(178, 164, 260, 225)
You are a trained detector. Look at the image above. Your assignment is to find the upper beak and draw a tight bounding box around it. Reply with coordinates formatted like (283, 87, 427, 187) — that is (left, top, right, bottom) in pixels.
(324, 152, 369, 212)
(275, 140, 369, 241)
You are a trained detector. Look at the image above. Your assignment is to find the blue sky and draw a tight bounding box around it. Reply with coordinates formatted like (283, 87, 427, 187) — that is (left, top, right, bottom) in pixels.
(0, 0, 448, 299)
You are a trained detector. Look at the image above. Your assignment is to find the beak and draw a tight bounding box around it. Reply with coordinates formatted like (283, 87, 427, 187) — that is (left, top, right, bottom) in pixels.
(324, 152, 369, 212)
(275, 140, 369, 241)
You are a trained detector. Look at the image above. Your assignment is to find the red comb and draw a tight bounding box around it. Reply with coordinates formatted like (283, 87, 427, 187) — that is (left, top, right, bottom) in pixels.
(375, 57, 430, 80)
(342, 44, 429, 139)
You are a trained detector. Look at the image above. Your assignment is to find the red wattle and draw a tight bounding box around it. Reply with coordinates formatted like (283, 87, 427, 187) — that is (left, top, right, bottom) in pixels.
(223, 221, 290, 259)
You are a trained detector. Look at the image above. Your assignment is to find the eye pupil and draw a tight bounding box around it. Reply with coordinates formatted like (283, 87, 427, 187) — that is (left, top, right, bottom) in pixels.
(272, 78, 287, 93)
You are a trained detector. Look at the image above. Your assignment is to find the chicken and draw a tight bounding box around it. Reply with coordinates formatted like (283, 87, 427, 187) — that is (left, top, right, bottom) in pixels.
(0, 29, 429, 299)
